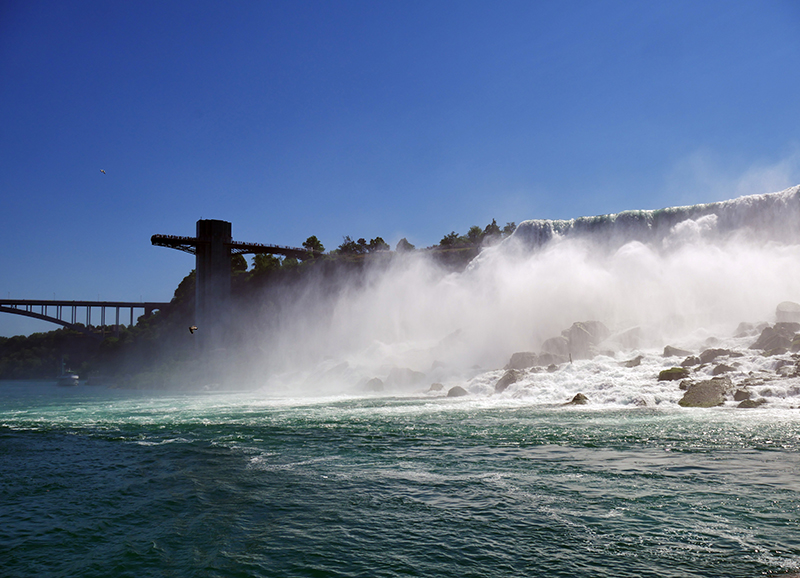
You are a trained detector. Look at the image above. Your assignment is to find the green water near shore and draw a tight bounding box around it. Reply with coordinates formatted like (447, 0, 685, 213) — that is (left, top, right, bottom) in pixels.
(2, 382, 799, 577)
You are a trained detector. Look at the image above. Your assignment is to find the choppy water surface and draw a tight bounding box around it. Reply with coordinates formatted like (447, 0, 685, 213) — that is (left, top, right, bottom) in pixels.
(2, 382, 800, 577)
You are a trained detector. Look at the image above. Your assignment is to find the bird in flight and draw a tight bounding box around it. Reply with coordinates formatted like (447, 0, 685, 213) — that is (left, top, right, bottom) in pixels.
(100, 169, 106, 174)
(189, 325, 198, 334)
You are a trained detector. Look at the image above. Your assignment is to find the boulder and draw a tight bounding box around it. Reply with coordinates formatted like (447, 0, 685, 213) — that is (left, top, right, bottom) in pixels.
(364, 377, 384, 392)
(506, 352, 538, 370)
(737, 398, 767, 408)
(664, 345, 692, 358)
(733, 389, 751, 401)
(711, 363, 735, 376)
(428, 382, 444, 392)
(537, 353, 568, 366)
(565, 393, 588, 405)
(659, 367, 691, 381)
(562, 321, 610, 359)
(734, 322, 758, 337)
(447, 385, 468, 397)
(495, 369, 523, 394)
(699, 348, 731, 364)
(385, 367, 426, 388)
(678, 376, 732, 408)
(541, 336, 569, 357)
(776, 301, 800, 324)
(681, 356, 701, 367)
(750, 323, 799, 351)
(621, 355, 644, 368)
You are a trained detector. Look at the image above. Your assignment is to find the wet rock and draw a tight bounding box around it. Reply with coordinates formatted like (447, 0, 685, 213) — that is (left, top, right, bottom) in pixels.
(428, 382, 444, 392)
(565, 393, 588, 405)
(562, 321, 611, 359)
(495, 369, 523, 394)
(750, 323, 799, 351)
(659, 367, 691, 381)
(681, 356, 701, 367)
(737, 398, 767, 408)
(546, 364, 560, 373)
(506, 352, 538, 370)
(679, 379, 693, 391)
(678, 376, 732, 408)
(776, 301, 800, 324)
(621, 355, 644, 368)
(447, 385, 468, 397)
(664, 345, 692, 358)
(385, 367, 426, 388)
(364, 377, 384, 392)
(538, 353, 568, 366)
(733, 389, 751, 401)
(734, 322, 759, 337)
(792, 335, 800, 353)
(541, 336, 569, 357)
(711, 363, 735, 376)
(699, 348, 731, 364)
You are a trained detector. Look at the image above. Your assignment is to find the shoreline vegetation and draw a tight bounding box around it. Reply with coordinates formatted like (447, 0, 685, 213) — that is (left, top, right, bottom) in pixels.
(0, 221, 515, 384)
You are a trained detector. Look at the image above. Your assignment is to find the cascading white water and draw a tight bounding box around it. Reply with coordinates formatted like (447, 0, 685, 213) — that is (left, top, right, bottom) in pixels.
(256, 185, 800, 404)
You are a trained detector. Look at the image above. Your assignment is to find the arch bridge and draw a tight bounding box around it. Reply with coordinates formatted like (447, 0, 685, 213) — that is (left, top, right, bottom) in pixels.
(0, 299, 169, 338)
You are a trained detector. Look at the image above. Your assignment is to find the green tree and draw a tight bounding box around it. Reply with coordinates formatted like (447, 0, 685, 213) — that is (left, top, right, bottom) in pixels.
(467, 225, 484, 245)
(368, 237, 390, 252)
(302, 235, 325, 254)
(337, 235, 359, 255)
(483, 219, 501, 237)
(252, 253, 282, 274)
(439, 231, 461, 247)
(502, 222, 517, 237)
(231, 254, 248, 273)
(395, 237, 415, 252)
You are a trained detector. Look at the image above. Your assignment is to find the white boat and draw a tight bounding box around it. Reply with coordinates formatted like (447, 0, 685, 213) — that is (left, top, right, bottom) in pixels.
(57, 358, 79, 386)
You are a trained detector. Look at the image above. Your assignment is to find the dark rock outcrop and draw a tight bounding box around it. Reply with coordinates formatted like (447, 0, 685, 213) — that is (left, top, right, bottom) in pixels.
(621, 355, 644, 368)
(681, 356, 701, 367)
(364, 377, 384, 391)
(659, 367, 691, 381)
(495, 369, 522, 394)
(737, 398, 767, 408)
(664, 345, 692, 358)
(678, 376, 732, 407)
(541, 336, 569, 357)
(565, 393, 588, 405)
(750, 323, 799, 351)
(447, 385, 468, 397)
(506, 352, 538, 370)
(428, 382, 444, 392)
(733, 388, 751, 401)
(699, 348, 732, 364)
(562, 321, 610, 359)
(711, 363, 735, 376)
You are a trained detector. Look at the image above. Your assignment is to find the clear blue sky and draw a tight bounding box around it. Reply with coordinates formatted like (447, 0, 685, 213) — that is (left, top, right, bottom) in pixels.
(2, 0, 800, 337)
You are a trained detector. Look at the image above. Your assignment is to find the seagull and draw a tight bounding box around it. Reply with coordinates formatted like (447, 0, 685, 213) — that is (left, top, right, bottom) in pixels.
(100, 169, 106, 174)
(189, 325, 198, 334)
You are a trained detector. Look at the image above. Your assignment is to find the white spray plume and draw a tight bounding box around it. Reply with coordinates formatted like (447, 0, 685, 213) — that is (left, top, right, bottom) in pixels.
(254, 185, 800, 394)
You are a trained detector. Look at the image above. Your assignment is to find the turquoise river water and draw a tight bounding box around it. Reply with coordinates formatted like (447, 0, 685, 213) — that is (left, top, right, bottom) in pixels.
(2, 381, 799, 577)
